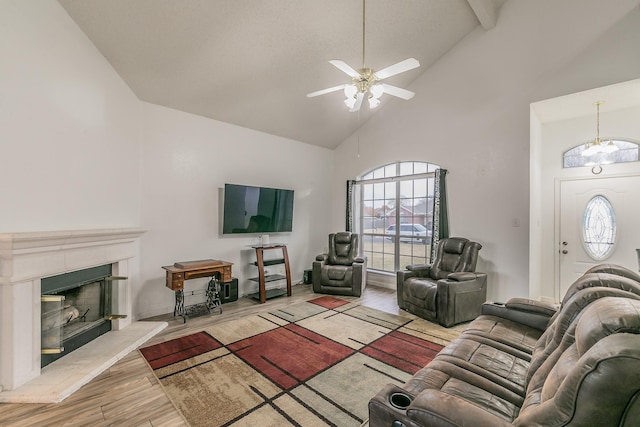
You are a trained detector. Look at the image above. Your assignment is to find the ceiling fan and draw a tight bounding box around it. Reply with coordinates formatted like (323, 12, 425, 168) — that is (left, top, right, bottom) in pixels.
(306, 0, 420, 112)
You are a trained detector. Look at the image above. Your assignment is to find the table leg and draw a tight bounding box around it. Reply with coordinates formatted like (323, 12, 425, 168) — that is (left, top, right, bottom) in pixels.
(206, 276, 222, 314)
(174, 289, 186, 323)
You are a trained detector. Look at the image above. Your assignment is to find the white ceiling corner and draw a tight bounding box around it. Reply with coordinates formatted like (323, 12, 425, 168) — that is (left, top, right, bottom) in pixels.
(466, 0, 499, 30)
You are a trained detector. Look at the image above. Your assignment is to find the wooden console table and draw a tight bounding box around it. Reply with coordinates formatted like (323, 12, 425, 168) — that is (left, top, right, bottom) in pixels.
(162, 259, 233, 322)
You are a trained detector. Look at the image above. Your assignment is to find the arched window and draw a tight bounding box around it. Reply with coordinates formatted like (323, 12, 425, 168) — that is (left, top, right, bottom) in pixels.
(357, 161, 440, 273)
(563, 139, 639, 168)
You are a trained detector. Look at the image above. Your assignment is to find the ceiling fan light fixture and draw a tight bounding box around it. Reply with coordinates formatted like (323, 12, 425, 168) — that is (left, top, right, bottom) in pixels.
(370, 84, 384, 98)
(344, 84, 358, 98)
(305, 0, 419, 112)
(345, 97, 357, 109)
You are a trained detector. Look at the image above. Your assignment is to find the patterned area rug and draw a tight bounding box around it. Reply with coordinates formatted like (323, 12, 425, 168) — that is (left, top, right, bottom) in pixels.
(140, 296, 459, 427)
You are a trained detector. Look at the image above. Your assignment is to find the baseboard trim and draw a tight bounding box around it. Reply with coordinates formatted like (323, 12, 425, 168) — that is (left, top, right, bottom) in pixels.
(367, 271, 396, 290)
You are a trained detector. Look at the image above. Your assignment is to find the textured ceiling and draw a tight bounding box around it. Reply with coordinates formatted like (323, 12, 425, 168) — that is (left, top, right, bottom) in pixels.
(58, 0, 504, 148)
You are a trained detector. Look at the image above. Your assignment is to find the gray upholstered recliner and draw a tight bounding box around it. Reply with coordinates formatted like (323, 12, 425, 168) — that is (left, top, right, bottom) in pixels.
(313, 232, 367, 297)
(397, 237, 486, 327)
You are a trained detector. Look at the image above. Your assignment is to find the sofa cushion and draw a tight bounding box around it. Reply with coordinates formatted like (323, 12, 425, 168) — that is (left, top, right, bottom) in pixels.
(516, 298, 640, 426)
(461, 314, 544, 355)
(434, 335, 530, 395)
(527, 287, 640, 383)
(559, 272, 640, 306)
(320, 265, 353, 287)
(404, 278, 437, 312)
(328, 232, 357, 265)
(407, 362, 523, 423)
(584, 263, 640, 282)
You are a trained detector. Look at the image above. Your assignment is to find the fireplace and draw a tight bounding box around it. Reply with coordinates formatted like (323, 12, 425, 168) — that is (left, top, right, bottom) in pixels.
(0, 228, 166, 403)
(41, 264, 126, 368)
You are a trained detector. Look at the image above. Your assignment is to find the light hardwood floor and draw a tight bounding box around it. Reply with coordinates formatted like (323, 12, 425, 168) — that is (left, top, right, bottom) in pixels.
(0, 284, 399, 427)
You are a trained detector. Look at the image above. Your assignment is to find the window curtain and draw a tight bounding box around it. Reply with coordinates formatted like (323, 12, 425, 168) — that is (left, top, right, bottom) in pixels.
(346, 180, 356, 232)
(431, 168, 449, 261)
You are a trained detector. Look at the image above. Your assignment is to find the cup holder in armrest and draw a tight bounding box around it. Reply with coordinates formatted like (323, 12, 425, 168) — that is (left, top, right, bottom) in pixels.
(389, 392, 412, 410)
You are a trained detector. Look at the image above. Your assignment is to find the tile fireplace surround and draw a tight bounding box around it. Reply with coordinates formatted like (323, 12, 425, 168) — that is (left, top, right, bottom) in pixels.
(0, 228, 167, 403)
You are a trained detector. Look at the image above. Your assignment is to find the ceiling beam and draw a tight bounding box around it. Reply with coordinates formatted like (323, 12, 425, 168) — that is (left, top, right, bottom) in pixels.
(467, 0, 497, 30)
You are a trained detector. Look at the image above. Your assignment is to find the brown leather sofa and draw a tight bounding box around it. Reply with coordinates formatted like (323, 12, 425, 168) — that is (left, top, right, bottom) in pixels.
(369, 264, 640, 427)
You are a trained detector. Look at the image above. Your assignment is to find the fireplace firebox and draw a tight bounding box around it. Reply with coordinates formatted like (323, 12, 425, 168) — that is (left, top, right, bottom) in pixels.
(40, 264, 127, 367)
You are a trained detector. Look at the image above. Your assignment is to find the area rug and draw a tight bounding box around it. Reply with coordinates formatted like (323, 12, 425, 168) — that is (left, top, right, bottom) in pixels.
(140, 296, 458, 427)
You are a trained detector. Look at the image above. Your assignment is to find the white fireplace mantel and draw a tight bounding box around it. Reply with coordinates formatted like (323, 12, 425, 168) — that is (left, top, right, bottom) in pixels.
(0, 228, 166, 403)
(0, 228, 147, 283)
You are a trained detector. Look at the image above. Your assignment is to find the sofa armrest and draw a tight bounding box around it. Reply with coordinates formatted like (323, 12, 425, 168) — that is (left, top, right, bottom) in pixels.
(447, 271, 480, 282)
(505, 298, 558, 317)
(312, 257, 326, 292)
(397, 270, 421, 309)
(481, 299, 554, 331)
(436, 273, 487, 327)
(351, 256, 367, 297)
(354, 256, 365, 264)
(407, 389, 513, 427)
(406, 263, 432, 277)
(368, 384, 417, 427)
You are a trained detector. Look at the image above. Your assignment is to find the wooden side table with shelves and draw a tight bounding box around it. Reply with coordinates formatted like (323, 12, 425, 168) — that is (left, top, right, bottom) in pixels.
(249, 244, 292, 303)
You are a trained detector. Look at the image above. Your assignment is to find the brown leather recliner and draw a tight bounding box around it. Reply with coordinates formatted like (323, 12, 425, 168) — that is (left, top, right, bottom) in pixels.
(397, 237, 486, 327)
(313, 232, 367, 297)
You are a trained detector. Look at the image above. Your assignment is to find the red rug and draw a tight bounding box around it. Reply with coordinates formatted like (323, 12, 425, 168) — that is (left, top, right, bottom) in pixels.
(139, 298, 451, 426)
(139, 330, 222, 370)
(227, 323, 354, 389)
(308, 295, 351, 309)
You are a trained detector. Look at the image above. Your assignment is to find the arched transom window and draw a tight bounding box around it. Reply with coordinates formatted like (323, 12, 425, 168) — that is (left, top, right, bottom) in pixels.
(563, 139, 639, 168)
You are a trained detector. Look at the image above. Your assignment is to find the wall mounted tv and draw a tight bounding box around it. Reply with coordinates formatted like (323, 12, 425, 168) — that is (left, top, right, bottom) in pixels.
(222, 183, 294, 234)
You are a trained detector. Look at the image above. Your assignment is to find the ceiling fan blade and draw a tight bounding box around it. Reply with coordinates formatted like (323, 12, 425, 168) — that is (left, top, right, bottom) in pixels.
(306, 85, 346, 98)
(329, 60, 360, 78)
(375, 58, 420, 80)
(349, 92, 365, 112)
(381, 84, 415, 100)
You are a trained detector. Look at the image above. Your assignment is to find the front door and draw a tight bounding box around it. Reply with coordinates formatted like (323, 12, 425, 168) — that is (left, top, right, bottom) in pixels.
(558, 175, 640, 298)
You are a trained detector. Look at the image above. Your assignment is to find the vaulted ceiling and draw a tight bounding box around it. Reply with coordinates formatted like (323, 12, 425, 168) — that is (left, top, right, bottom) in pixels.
(58, 0, 505, 148)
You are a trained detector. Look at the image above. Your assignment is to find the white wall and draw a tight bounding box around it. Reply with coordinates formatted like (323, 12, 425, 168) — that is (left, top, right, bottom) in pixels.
(136, 103, 333, 319)
(0, 0, 142, 231)
(0, 1, 334, 321)
(332, 0, 640, 302)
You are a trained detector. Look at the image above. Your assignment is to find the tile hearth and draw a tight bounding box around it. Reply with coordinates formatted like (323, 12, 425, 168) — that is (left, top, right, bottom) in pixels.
(0, 321, 166, 403)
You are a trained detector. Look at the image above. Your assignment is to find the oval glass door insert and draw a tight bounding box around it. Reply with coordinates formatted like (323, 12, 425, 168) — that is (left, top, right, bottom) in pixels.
(582, 195, 616, 260)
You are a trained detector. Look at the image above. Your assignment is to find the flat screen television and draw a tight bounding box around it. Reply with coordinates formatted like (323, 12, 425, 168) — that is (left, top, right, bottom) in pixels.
(222, 183, 294, 234)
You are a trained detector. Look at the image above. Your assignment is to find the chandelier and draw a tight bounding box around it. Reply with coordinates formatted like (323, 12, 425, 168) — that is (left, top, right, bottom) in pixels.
(581, 101, 619, 157)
